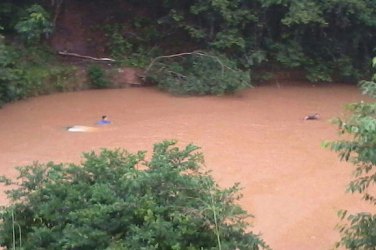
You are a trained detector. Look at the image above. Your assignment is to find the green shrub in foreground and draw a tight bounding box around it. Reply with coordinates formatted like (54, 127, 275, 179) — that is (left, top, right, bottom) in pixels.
(325, 59, 376, 249)
(0, 140, 268, 250)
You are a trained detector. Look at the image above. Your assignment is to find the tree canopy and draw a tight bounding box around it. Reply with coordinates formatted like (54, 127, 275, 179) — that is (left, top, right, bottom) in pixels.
(1, 0, 375, 83)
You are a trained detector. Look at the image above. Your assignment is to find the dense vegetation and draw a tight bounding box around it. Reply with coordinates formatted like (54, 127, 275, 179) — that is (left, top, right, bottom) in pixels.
(0, 0, 376, 102)
(0, 141, 268, 250)
(148, 0, 376, 83)
(325, 59, 376, 249)
(0, 33, 77, 106)
(0, 2, 77, 106)
(145, 51, 251, 95)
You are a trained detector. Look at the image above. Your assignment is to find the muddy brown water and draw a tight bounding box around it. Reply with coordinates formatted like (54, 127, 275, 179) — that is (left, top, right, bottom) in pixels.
(0, 82, 371, 249)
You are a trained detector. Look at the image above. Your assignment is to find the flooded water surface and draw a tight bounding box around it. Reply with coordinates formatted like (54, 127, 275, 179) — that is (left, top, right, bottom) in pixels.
(0, 82, 369, 249)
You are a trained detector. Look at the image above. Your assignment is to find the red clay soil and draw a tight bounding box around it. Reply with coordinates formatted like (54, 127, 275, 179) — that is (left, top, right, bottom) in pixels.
(0, 82, 371, 249)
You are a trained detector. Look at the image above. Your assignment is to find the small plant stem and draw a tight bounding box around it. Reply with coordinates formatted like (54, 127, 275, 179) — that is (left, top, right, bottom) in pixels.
(12, 210, 16, 250)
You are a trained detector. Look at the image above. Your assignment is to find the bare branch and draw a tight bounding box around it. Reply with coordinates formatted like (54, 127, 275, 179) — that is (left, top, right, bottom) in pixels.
(143, 51, 236, 76)
(58, 51, 116, 62)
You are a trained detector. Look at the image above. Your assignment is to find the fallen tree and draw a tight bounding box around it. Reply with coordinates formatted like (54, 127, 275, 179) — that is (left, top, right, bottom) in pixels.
(144, 51, 251, 95)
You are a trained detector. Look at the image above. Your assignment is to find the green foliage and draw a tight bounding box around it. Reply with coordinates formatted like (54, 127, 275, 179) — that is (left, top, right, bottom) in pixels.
(146, 51, 251, 96)
(304, 61, 333, 83)
(210, 29, 246, 51)
(103, 24, 133, 60)
(0, 37, 78, 106)
(324, 58, 376, 249)
(2, 0, 376, 82)
(3, 0, 376, 82)
(244, 50, 268, 68)
(23, 65, 78, 94)
(281, 1, 326, 26)
(103, 24, 155, 68)
(15, 4, 53, 44)
(274, 41, 306, 68)
(156, 0, 375, 82)
(334, 56, 362, 83)
(0, 36, 25, 106)
(0, 140, 269, 250)
(162, 0, 257, 53)
(261, 40, 335, 82)
(87, 65, 111, 89)
(361, 80, 376, 98)
(0, 2, 19, 32)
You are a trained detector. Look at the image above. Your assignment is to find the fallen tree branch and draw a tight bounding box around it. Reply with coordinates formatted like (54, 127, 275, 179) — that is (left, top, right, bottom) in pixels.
(143, 51, 236, 76)
(58, 51, 116, 62)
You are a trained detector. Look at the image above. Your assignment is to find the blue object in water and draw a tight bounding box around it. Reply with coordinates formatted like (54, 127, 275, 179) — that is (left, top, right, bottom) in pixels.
(97, 120, 111, 125)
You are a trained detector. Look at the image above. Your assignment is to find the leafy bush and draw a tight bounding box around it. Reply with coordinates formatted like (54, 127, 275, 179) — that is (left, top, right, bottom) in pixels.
(103, 24, 133, 60)
(103, 24, 155, 68)
(304, 60, 333, 83)
(22, 65, 78, 94)
(15, 4, 53, 44)
(0, 37, 78, 106)
(146, 51, 251, 96)
(0, 35, 25, 106)
(87, 65, 111, 89)
(274, 41, 306, 69)
(324, 58, 376, 249)
(334, 56, 362, 83)
(0, 140, 268, 250)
